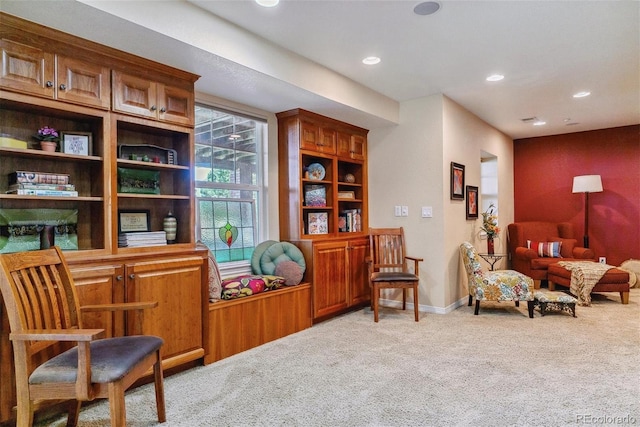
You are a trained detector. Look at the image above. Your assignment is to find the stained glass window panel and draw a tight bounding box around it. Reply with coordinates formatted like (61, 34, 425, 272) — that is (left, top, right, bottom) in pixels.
(195, 104, 265, 264)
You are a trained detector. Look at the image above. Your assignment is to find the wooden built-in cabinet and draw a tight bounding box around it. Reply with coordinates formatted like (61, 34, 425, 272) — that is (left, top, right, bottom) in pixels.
(112, 71, 194, 126)
(0, 13, 205, 424)
(277, 109, 370, 321)
(295, 237, 369, 320)
(0, 12, 198, 256)
(0, 39, 111, 110)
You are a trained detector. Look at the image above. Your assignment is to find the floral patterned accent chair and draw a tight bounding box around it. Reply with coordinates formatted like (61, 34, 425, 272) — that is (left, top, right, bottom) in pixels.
(460, 242, 535, 317)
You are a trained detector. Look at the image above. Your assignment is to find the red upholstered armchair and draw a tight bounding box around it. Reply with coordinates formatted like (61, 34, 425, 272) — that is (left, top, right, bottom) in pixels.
(507, 222, 595, 288)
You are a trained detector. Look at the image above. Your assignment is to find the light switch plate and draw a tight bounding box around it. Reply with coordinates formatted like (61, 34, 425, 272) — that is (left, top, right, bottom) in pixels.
(421, 206, 433, 218)
(394, 206, 402, 217)
(599, 257, 606, 264)
(401, 206, 409, 217)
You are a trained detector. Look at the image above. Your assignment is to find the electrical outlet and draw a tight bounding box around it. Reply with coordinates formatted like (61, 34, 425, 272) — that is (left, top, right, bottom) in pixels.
(599, 257, 606, 264)
(421, 206, 433, 218)
(401, 206, 409, 217)
(394, 206, 402, 217)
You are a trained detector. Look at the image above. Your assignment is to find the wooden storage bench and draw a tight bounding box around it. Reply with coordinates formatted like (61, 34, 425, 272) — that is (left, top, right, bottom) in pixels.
(205, 283, 312, 364)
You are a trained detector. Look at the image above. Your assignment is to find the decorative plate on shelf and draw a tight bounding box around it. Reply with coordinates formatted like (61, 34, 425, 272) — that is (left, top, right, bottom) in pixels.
(306, 163, 326, 181)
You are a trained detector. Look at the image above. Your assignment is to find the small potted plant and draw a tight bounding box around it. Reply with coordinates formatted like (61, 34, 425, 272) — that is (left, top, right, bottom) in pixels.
(34, 126, 59, 152)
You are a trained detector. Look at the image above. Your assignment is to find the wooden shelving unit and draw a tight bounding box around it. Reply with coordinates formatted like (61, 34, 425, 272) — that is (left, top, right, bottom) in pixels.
(0, 13, 206, 424)
(276, 108, 370, 321)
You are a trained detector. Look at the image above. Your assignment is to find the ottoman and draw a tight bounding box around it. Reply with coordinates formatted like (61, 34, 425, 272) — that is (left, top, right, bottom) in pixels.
(533, 291, 577, 317)
(548, 262, 630, 304)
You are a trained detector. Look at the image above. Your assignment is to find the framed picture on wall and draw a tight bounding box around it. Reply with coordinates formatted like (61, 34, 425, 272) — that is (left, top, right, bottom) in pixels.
(451, 162, 465, 200)
(466, 186, 479, 219)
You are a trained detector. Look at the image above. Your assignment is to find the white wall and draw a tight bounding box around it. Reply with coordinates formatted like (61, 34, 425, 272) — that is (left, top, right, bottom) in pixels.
(368, 95, 514, 312)
(368, 95, 446, 311)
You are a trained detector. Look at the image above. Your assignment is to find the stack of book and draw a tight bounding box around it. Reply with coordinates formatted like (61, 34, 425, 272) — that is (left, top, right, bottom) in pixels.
(118, 231, 168, 248)
(7, 171, 77, 197)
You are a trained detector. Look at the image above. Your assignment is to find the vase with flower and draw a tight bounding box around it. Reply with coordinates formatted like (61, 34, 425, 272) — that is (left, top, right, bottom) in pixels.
(481, 203, 500, 254)
(34, 126, 59, 152)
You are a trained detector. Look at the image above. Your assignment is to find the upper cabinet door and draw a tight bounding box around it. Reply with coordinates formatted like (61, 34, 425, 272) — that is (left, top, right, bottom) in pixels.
(0, 39, 54, 98)
(56, 55, 110, 110)
(319, 126, 337, 155)
(336, 132, 351, 158)
(300, 120, 321, 151)
(112, 71, 158, 120)
(337, 132, 366, 161)
(349, 134, 366, 161)
(157, 83, 194, 126)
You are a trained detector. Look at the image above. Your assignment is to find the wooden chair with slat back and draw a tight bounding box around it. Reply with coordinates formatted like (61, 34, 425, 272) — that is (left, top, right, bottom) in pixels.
(367, 227, 423, 322)
(0, 246, 166, 426)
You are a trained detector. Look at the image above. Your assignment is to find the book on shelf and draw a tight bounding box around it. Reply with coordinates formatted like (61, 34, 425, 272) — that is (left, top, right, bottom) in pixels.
(307, 212, 328, 234)
(7, 188, 78, 197)
(340, 209, 362, 232)
(7, 183, 76, 192)
(118, 231, 168, 247)
(304, 184, 327, 207)
(9, 171, 70, 185)
(338, 214, 348, 232)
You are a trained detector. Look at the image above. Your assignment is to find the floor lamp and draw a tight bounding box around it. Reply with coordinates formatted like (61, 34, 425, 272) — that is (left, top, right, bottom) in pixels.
(572, 174, 603, 248)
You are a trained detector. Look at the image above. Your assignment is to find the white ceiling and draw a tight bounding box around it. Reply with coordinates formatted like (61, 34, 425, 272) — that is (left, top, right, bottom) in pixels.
(2, 0, 638, 139)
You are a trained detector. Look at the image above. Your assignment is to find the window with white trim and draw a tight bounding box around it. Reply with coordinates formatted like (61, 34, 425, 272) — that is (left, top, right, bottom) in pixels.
(194, 104, 265, 264)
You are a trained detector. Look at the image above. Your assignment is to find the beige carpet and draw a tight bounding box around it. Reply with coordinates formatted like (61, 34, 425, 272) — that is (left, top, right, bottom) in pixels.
(38, 290, 640, 426)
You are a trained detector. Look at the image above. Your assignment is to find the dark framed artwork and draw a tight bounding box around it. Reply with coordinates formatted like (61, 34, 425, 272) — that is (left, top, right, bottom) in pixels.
(118, 209, 150, 233)
(450, 162, 465, 200)
(466, 186, 479, 219)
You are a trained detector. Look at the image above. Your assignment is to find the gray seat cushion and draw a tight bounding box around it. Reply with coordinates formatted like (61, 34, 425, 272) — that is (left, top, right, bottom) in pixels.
(371, 272, 419, 282)
(30, 335, 163, 384)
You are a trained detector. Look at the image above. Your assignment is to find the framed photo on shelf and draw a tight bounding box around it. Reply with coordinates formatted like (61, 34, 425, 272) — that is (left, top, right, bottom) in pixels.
(451, 162, 465, 200)
(304, 184, 327, 207)
(61, 131, 92, 156)
(337, 191, 355, 200)
(307, 212, 328, 234)
(466, 186, 479, 219)
(118, 210, 150, 233)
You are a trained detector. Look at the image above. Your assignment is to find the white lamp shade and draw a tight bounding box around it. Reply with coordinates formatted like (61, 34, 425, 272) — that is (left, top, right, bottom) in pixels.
(572, 175, 603, 193)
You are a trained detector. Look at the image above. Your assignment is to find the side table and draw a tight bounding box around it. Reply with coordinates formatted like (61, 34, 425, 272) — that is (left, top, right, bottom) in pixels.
(478, 253, 507, 271)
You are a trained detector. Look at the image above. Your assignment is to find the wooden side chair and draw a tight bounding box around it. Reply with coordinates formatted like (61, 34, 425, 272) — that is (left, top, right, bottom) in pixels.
(0, 246, 166, 426)
(367, 227, 423, 322)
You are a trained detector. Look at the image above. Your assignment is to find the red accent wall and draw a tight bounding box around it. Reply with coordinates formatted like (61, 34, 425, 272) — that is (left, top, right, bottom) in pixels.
(514, 125, 640, 266)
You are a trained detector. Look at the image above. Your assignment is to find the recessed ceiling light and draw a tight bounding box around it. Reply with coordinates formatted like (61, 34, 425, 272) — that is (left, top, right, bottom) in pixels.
(533, 120, 547, 126)
(486, 74, 504, 82)
(413, 1, 441, 16)
(256, 0, 279, 7)
(573, 91, 591, 98)
(362, 56, 381, 65)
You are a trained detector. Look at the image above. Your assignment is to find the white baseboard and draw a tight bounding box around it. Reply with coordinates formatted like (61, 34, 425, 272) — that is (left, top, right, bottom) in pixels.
(378, 295, 469, 315)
